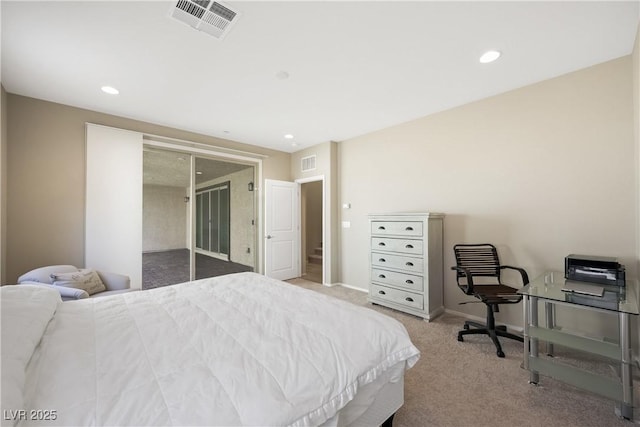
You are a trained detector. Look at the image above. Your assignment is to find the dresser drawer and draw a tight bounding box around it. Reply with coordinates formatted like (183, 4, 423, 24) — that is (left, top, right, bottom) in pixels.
(371, 237, 423, 255)
(371, 268, 423, 292)
(370, 283, 424, 310)
(371, 252, 423, 274)
(371, 221, 423, 237)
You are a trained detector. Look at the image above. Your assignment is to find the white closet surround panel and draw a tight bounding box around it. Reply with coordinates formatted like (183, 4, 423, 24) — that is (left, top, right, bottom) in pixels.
(85, 124, 143, 289)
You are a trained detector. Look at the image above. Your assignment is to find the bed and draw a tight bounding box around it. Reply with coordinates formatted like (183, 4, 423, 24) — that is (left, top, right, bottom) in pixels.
(1, 272, 419, 427)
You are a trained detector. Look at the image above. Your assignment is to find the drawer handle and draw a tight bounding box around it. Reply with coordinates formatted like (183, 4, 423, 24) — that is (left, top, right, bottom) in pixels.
(378, 290, 386, 295)
(405, 244, 414, 249)
(378, 274, 386, 279)
(405, 262, 414, 267)
(378, 242, 386, 246)
(406, 280, 414, 284)
(405, 226, 414, 231)
(405, 297, 414, 302)
(378, 226, 386, 230)
(379, 258, 386, 263)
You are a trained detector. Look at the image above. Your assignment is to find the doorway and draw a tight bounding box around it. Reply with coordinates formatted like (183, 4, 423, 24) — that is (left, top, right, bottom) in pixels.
(263, 177, 325, 283)
(301, 180, 323, 284)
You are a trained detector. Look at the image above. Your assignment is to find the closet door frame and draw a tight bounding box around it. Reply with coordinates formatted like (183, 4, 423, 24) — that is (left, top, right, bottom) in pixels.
(195, 181, 231, 261)
(144, 137, 263, 280)
(86, 124, 265, 285)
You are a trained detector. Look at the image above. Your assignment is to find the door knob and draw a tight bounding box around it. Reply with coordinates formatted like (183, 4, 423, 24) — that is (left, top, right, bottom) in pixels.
(266, 235, 273, 239)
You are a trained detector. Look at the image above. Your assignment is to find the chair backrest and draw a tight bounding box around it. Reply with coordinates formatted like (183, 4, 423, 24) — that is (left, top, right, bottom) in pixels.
(17, 265, 79, 285)
(453, 243, 501, 283)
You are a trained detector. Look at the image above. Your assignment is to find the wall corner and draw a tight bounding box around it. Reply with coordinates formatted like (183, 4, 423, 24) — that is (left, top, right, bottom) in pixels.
(1, 86, 7, 285)
(633, 21, 640, 280)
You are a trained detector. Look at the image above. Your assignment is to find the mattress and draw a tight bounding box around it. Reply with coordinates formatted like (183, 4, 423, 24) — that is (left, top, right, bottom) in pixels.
(2, 272, 420, 426)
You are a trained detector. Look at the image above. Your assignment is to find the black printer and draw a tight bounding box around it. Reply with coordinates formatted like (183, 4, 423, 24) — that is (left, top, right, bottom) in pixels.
(565, 254, 626, 287)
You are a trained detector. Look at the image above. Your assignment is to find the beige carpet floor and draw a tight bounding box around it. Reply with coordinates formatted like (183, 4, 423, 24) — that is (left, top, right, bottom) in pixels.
(287, 278, 633, 427)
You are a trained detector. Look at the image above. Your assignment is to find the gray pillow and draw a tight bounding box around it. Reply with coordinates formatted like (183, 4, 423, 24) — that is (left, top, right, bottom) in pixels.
(51, 269, 107, 295)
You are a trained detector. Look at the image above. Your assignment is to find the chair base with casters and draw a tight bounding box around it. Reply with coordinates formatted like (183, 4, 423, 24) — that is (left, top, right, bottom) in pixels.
(457, 301, 524, 358)
(452, 244, 529, 358)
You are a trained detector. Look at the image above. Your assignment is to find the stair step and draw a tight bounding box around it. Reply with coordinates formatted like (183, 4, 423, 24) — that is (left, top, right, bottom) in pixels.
(314, 247, 323, 255)
(308, 254, 323, 265)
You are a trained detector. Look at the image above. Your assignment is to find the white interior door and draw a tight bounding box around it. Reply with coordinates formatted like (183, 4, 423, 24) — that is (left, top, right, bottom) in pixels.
(264, 179, 300, 280)
(86, 124, 143, 289)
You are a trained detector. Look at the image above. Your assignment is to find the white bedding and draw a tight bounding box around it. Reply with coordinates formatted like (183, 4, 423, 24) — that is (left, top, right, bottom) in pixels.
(2, 272, 419, 426)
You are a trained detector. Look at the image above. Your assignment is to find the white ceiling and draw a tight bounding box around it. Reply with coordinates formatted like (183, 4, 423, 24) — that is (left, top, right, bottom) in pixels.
(2, 1, 639, 153)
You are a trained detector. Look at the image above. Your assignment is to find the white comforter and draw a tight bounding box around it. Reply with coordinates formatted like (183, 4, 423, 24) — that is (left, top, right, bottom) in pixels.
(2, 273, 419, 426)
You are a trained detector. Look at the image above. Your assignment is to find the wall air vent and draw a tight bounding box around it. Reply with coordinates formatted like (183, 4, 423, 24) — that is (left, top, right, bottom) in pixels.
(301, 155, 316, 172)
(170, 0, 240, 40)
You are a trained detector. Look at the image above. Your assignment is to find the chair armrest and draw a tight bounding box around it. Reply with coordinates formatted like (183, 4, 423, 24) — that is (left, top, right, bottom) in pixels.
(18, 282, 89, 300)
(451, 266, 475, 295)
(96, 271, 131, 291)
(500, 265, 530, 285)
(55, 286, 91, 300)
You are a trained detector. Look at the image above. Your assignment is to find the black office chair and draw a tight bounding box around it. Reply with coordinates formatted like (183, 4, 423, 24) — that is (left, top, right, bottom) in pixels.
(452, 243, 529, 358)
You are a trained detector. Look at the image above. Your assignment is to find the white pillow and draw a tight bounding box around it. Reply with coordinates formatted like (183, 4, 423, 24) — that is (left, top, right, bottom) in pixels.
(51, 268, 106, 295)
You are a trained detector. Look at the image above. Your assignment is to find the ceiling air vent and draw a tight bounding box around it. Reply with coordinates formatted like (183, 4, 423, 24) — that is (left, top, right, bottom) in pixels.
(170, 0, 240, 40)
(301, 155, 316, 172)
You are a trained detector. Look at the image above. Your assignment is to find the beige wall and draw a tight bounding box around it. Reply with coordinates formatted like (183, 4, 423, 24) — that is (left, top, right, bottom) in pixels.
(338, 57, 635, 330)
(291, 141, 339, 284)
(5, 94, 290, 283)
(143, 185, 189, 252)
(1, 86, 6, 285)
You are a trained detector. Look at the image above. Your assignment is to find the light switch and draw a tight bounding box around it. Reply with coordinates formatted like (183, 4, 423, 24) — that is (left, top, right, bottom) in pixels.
(342, 221, 351, 228)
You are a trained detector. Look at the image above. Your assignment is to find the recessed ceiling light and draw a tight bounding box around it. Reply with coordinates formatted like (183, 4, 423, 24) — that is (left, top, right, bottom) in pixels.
(101, 85, 119, 95)
(196, 171, 203, 175)
(479, 50, 501, 64)
(284, 134, 294, 139)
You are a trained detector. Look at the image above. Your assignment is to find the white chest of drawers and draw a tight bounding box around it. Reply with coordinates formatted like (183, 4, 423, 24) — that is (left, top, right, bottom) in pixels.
(368, 213, 444, 321)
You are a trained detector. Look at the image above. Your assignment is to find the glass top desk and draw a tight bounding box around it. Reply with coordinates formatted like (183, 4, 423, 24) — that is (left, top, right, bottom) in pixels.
(518, 271, 639, 419)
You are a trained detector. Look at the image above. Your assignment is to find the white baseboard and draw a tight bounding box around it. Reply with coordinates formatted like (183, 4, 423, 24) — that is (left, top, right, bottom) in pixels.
(332, 282, 368, 293)
(323, 286, 525, 331)
(444, 308, 524, 333)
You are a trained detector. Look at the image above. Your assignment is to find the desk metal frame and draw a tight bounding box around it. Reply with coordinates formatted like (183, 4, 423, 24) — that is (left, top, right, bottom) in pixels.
(521, 273, 638, 420)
